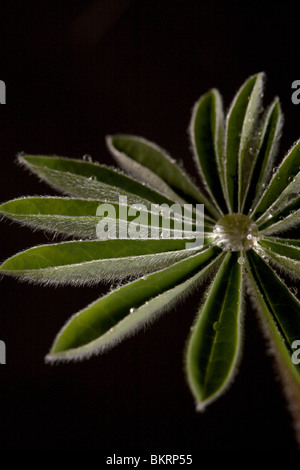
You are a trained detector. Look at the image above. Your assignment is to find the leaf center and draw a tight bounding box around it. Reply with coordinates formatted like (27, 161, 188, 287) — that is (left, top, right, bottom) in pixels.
(213, 213, 258, 251)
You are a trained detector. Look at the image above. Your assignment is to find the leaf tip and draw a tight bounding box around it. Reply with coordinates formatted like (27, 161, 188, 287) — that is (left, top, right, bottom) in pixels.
(195, 401, 208, 413)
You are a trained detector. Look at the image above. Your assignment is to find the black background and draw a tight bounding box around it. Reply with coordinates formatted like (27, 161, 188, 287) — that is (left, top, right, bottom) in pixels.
(0, 0, 299, 450)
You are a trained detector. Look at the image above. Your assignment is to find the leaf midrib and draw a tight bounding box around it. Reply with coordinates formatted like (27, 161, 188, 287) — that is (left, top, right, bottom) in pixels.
(201, 259, 235, 395)
(249, 254, 292, 348)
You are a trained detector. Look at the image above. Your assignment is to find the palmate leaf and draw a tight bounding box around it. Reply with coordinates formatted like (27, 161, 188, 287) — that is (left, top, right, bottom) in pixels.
(0, 239, 202, 285)
(19, 154, 182, 207)
(106, 134, 221, 220)
(253, 139, 300, 223)
(257, 238, 300, 277)
(224, 73, 264, 213)
(245, 99, 283, 214)
(0, 195, 204, 240)
(47, 247, 222, 361)
(186, 252, 243, 409)
(259, 208, 300, 236)
(19, 153, 216, 225)
(247, 251, 300, 384)
(189, 89, 227, 214)
(0, 196, 104, 238)
(1, 73, 300, 441)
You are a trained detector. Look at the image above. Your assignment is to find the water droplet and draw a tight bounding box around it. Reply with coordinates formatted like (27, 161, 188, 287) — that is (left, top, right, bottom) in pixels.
(129, 307, 135, 313)
(273, 166, 279, 174)
(288, 175, 295, 183)
(213, 214, 258, 251)
(213, 321, 222, 332)
(142, 275, 148, 280)
(83, 154, 93, 162)
(237, 256, 245, 265)
(261, 183, 266, 189)
(290, 286, 298, 295)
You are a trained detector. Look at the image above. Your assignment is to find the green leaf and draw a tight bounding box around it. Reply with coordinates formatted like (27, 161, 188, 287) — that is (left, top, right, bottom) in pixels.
(0, 239, 200, 285)
(19, 154, 216, 225)
(245, 99, 283, 214)
(259, 208, 300, 236)
(224, 73, 264, 212)
(0, 196, 204, 240)
(253, 139, 300, 221)
(18, 154, 180, 207)
(0, 196, 103, 238)
(47, 247, 222, 361)
(185, 252, 243, 409)
(257, 238, 300, 277)
(247, 250, 300, 384)
(189, 89, 227, 214)
(261, 237, 300, 248)
(255, 170, 300, 228)
(106, 134, 221, 220)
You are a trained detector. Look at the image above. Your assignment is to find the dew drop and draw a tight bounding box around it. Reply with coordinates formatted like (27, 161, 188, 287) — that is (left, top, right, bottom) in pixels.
(83, 154, 93, 162)
(288, 175, 295, 183)
(290, 286, 298, 295)
(213, 214, 258, 251)
(129, 307, 135, 313)
(213, 321, 222, 332)
(272, 166, 279, 174)
(237, 256, 245, 265)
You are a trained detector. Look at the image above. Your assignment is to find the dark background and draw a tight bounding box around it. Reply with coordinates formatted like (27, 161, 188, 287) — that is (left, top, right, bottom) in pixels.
(0, 0, 299, 450)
